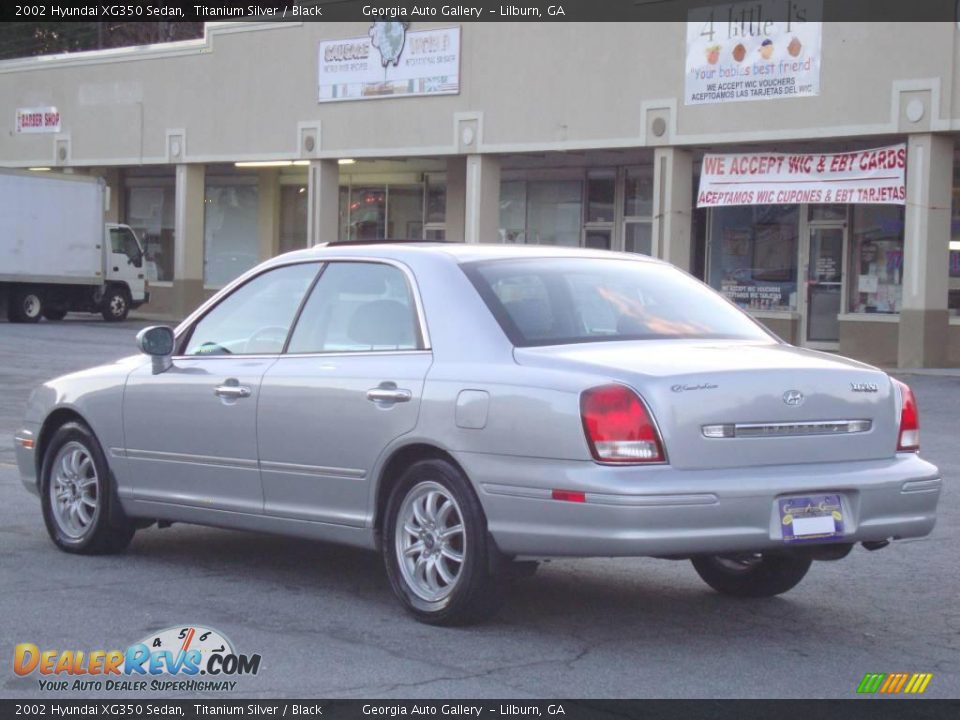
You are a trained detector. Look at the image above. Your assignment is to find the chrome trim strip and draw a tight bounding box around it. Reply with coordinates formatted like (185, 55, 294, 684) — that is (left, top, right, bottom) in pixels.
(125, 448, 258, 470)
(482, 483, 718, 507)
(901, 478, 942, 494)
(481, 483, 552, 500)
(585, 492, 719, 507)
(260, 460, 366, 480)
(702, 419, 872, 439)
(171, 350, 433, 361)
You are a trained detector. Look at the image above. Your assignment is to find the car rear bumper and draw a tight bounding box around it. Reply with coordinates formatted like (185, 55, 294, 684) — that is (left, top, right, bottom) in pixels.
(458, 452, 942, 557)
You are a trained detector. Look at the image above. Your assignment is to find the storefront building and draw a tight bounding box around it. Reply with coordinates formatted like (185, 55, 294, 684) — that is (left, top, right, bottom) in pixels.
(1, 19, 959, 367)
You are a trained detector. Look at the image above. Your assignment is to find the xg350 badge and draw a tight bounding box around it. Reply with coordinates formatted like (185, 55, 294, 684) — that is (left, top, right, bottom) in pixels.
(850, 383, 879, 393)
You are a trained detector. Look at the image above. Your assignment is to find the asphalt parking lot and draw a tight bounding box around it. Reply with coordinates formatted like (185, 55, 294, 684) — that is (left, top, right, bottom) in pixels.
(0, 317, 957, 699)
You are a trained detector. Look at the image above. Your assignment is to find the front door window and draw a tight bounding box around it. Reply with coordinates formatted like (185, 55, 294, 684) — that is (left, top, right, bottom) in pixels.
(806, 227, 845, 344)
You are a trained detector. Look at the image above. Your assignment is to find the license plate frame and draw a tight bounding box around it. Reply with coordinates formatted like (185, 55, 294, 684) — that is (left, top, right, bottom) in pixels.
(779, 494, 844, 544)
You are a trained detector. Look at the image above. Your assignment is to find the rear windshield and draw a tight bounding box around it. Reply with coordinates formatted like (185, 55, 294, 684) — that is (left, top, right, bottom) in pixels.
(463, 257, 773, 347)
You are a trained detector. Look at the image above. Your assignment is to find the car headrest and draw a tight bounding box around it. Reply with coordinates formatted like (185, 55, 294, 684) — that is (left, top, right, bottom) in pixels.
(347, 299, 416, 348)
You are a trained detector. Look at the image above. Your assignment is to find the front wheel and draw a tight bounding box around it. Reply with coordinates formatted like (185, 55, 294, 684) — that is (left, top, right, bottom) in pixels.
(40, 421, 136, 554)
(8, 287, 44, 323)
(383, 459, 504, 625)
(101, 287, 129, 322)
(691, 553, 812, 598)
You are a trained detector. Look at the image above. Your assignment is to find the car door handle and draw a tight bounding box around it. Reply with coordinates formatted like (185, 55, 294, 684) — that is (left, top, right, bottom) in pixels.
(366, 387, 412, 403)
(214, 384, 252, 399)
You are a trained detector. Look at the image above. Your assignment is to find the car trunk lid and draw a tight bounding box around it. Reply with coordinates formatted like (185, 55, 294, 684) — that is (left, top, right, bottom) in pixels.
(515, 340, 899, 470)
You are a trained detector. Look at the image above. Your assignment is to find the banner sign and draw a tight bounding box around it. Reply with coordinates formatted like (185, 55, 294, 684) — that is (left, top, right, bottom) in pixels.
(697, 144, 907, 208)
(685, 0, 822, 105)
(15, 106, 61, 133)
(318, 24, 460, 102)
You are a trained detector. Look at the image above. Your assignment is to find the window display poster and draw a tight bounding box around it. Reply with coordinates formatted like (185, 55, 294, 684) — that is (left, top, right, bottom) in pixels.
(685, 0, 822, 105)
(752, 224, 795, 282)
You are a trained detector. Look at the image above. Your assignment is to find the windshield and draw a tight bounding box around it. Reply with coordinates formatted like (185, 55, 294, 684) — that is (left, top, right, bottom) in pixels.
(463, 257, 774, 347)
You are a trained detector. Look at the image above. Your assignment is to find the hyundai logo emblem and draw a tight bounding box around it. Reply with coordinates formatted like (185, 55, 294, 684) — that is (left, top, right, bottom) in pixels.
(783, 390, 805, 406)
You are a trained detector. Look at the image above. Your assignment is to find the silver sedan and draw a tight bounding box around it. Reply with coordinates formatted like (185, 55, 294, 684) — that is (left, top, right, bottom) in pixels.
(15, 244, 941, 624)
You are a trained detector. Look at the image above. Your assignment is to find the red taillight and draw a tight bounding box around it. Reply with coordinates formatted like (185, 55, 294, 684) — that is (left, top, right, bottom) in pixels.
(580, 384, 665, 463)
(552, 489, 586, 503)
(894, 379, 919, 452)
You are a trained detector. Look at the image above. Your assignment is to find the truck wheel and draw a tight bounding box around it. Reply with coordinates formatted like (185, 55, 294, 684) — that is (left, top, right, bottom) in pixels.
(43, 307, 67, 321)
(691, 553, 812, 598)
(8, 287, 44, 323)
(101, 287, 129, 322)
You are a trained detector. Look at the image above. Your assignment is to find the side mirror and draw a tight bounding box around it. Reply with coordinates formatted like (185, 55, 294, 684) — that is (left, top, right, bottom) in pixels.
(136, 326, 175, 374)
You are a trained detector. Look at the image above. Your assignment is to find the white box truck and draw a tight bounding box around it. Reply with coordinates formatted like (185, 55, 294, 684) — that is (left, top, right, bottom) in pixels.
(0, 169, 149, 322)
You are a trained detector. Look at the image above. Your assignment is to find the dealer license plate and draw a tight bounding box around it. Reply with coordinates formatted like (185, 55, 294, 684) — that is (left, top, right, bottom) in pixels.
(779, 494, 844, 544)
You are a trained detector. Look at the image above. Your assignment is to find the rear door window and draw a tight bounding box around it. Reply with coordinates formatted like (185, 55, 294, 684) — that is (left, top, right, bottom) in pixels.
(286, 262, 422, 353)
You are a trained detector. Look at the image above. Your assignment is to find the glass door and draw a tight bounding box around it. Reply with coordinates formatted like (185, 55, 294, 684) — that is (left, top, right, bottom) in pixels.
(804, 225, 846, 346)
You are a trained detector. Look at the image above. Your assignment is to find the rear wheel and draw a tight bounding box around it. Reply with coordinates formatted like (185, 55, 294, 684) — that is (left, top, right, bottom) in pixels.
(40, 421, 136, 554)
(691, 553, 812, 598)
(383, 459, 504, 625)
(8, 287, 44, 323)
(101, 287, 129, 322)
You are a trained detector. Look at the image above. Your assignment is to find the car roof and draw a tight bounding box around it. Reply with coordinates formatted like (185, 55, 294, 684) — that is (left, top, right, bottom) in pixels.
(275, 241, 663, 266)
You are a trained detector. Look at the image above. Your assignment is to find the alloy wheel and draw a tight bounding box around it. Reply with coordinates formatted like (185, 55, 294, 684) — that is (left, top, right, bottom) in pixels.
(395, 481, 466, 602)
(49, 441, 100, 539)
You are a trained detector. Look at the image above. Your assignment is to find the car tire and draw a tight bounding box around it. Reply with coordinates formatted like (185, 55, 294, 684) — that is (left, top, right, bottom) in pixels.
(101, 287, 129, 322)
(8, 287, 44, 323)
(40, 421, 136, 555)
(42, 307, 68, 321)
(691, 553, 812, 598)
(383, 458, 505, 625)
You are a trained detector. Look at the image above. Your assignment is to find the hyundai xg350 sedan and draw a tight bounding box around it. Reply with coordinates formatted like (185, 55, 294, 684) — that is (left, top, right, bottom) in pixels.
(15, 244, 941, 624)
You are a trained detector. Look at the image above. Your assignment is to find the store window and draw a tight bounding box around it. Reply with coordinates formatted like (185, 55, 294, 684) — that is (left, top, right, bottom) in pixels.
(347, 186, 386, 240)
(949, 146, 960, 315)
(125, 181, 175, 282)
(848, 205, 904, 314)
(499, 181, 527, 243)
(584, 170, 615, 250)
(623, 166, 654, 255)
(707, 205, 799, 311)
(499, 179, 583, 246)
(387, 185, 425, 239)
(204, 180, 260, 288)
(279, 185, 308, 255)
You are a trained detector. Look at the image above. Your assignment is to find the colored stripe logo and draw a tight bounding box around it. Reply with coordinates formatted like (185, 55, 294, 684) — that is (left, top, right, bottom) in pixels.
(857, 673, 933, 694)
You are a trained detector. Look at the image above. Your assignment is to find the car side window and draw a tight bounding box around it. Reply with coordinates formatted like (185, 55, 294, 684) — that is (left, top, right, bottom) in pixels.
(286, 262, 421, 353)
(182, 263, 320, 356)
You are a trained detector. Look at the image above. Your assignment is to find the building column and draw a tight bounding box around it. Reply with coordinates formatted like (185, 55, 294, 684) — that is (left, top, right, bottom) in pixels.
(173, 163, 206, 319)
(464, 154, 500, 245)
(258, 169, 280, 261)
(445, 157, 467, 243)
(897, 134, 953, 368)
(307, 159, 339, 246)
(653, 147, 693, 271)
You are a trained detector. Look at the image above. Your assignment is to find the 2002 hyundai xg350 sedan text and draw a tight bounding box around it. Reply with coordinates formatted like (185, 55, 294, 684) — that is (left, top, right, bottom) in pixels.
(15, 244, 941, 624)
